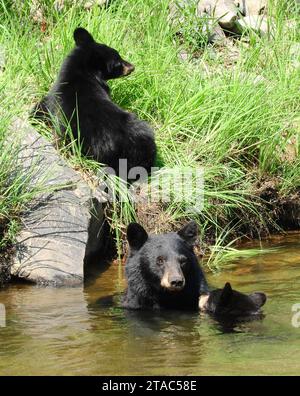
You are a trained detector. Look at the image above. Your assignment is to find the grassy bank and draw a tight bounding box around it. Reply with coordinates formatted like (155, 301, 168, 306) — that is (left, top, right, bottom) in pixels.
(0, 0, 300, 270)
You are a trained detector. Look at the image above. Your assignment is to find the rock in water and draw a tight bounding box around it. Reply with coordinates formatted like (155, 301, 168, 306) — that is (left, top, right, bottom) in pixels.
(9, 119, 107, 286)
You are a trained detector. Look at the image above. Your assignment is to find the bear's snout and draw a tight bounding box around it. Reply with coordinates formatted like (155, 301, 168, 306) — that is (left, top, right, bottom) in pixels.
(122, 61, 135, 76)
(170, 277, 184, 290)
(161, 270, 185, 292)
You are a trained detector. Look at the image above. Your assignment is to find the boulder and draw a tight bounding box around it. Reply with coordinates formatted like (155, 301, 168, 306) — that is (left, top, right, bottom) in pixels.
(195, 1, 272, 39)
(235, 14, 271, 36)
(169, 0, 190, 24)
(83, 0, 107, 9)
(170, 0, 227, 44)
(54, 0, 107, 11)
(10, 119, 107, 286)
(244, 0, 267, 16)
(201, 17, 227, 43)
(197, 0, 241, 30)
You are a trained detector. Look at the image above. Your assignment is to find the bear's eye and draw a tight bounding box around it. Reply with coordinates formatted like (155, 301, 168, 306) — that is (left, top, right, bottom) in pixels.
(157, 256, 165, 266)
(113, 62, 122, 72)
(180, 257, 187, 267)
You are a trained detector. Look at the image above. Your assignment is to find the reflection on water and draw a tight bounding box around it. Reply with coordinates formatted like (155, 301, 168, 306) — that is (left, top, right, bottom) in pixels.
(0, 233, 300, 375)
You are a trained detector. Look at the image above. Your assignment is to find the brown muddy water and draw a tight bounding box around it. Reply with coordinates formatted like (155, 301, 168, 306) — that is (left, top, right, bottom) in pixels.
(0, 234, 300, 376)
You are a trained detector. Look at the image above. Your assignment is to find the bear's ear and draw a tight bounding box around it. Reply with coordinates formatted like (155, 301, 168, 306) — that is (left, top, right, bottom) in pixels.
(73, 27, 94, 46)
(219, 282, 233, 306)
(127, 223, 148, 251)
(249, 292, 267, 308)
(177, 221, 198, 247)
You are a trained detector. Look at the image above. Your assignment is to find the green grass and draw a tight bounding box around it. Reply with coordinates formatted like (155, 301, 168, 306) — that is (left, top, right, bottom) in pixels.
(0, 0, 300, 268)
(0, 89, 45, 253)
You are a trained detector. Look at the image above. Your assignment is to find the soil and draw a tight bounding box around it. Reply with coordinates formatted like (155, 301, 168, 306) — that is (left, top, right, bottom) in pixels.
(0, 217, 13, 286)
(0, 245, 12, 287)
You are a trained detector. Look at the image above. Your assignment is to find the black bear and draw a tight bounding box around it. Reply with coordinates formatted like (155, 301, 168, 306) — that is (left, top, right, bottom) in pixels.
(122, 221, 209, 310)
(32, 27, 156, 177)
(123, 222, 267, 316)
(199, 282, 266, 317)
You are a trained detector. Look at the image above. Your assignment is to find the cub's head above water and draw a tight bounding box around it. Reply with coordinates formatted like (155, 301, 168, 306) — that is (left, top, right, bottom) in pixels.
(199, 282, 267, 317)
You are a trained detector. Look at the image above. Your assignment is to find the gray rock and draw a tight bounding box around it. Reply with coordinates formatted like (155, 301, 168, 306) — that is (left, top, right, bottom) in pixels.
(237, 0, 247, 16)
(169, 0, 228, 44)
(235, 14, 272, 37)
(243, 0, 267, 16)
(10, 119, 107, 286)
(84, 0, 107, 9)
(196, 1, 271, 39)
(169, 0, 191, 23)
(54, 0, 108, 11)
(178, 49, 189, 61)
(197, 0, 241, 30)
(205, 20, 227, 43)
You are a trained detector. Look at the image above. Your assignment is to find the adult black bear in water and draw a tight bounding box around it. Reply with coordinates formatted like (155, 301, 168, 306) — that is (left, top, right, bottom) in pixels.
(123, 221, 209, 311)
(122, 221, 266, 316)
(32, 27, 156, 177)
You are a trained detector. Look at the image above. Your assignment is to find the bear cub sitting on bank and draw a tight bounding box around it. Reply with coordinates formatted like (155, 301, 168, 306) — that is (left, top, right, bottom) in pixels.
(32, 27, 156, 176)
(123, 222, 266, 316)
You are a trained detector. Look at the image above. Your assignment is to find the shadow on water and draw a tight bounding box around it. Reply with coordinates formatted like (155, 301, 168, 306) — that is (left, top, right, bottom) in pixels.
(93, 291, 266, 335)
(0, 233, 300, 374)
(211, 313, 266, 334)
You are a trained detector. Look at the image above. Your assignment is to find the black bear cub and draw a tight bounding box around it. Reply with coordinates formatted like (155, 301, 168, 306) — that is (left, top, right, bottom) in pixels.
(122, 221, 209, 310)
(123, 222, 267, 316)
(199, 282, 266, 317)
(32, 27, 156, 176)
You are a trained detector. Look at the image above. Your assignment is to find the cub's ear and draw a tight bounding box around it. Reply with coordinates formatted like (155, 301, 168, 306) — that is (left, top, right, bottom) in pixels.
(74, 27, 94, 46)
(127, 223, 148, 251)
(177, 221, 198, 247)
(249, 292, 267, 308)
(219, 282, 233, 306)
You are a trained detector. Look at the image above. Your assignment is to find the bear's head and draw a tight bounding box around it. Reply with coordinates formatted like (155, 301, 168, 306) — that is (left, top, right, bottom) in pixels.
(200, 282, 267, 317)
(126, 221, 199, 293)
(73, 27, 134, 80)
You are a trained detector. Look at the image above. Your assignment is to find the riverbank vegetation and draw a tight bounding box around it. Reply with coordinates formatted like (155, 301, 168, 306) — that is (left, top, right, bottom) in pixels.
(0, 0, 299, 271)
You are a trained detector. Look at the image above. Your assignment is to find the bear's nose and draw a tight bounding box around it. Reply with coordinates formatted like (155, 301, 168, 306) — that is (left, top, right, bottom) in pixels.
(123, 62, 135, 76)
(170, 279, 184, 289)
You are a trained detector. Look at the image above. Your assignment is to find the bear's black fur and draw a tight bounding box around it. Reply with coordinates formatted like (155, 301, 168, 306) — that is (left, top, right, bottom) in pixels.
(122, 221, 209, 311)
(123, 222, 267, 316)
(32, 27, 156, 176)
(199, 282, 266, 317)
